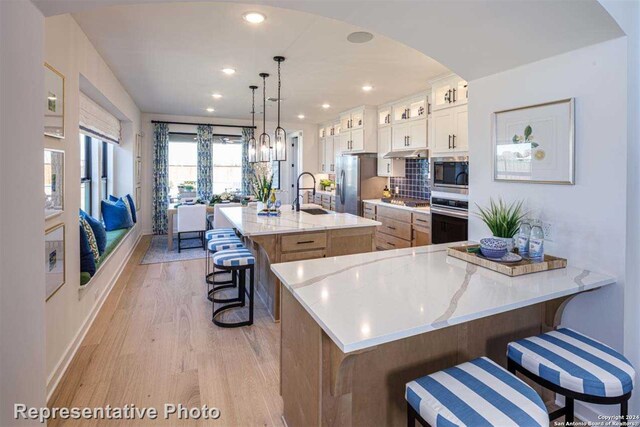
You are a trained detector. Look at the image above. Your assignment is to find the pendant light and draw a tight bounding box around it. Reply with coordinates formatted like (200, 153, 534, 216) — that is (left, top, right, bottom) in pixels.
(272, 56, 287, 161)
(248, 85, 258, 163)
(258, 72, 271, 162)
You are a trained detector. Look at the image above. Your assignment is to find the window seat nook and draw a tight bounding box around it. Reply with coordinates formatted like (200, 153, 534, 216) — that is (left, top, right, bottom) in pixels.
(80, 227, 132, 286)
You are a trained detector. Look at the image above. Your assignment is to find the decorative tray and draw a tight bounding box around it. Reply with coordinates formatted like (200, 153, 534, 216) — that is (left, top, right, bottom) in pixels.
(447, 244, 567, 277)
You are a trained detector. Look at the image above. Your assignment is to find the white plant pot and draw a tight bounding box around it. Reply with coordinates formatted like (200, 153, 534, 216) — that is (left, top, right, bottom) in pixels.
(256, 201, 267, 212)
(493, 236, 515, 252)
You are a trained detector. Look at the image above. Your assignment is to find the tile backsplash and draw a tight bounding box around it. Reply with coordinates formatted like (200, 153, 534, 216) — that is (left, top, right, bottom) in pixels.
(389, 159, 431, 200)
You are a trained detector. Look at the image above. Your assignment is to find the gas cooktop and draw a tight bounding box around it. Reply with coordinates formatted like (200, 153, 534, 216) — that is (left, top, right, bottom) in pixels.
(381, 197, 430, 208)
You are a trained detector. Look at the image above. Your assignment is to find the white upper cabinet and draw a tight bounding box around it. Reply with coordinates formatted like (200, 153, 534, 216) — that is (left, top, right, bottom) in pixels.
(391, 120, 427, 151)
(430, 104, 467, 154)
(318, 136, 327, 172)
(431, 74, 468, 112)
(377, 126, 405, 177)
(325, 135, 335, 173)
(392, 92, 429, 123)
(337, 106, 377, 153)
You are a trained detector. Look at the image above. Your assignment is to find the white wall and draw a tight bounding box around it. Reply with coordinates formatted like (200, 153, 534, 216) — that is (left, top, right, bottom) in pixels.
(0, 1, 46, 424)
(44, 14, 142, 398)
(468, 38, 628, 418)
(598, 0, 640, 416)
(140, 113, 319, 234)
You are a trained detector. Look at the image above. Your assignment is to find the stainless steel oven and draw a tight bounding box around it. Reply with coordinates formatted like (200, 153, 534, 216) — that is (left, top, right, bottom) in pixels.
(431, 195, 468, 244)
(431, 156, 469, 194)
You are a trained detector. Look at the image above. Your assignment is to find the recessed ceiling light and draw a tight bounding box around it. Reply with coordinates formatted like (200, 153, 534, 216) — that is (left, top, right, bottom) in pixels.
(221, 68, 236, 75)
(206, 107, 215, 112)
(212, 93, 222, 99)
(347, 31, 374, 44)
(362, 85, 373, 92)
(297, 114, 305, 119)
(242, 12, 266, 24)
(322, 103, 330, 109)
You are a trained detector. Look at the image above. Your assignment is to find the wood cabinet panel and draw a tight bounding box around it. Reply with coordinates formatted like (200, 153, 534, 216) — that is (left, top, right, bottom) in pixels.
(376, 232, 412, 250)
(378, 216, 412, 241)
(412, 212, 431, 227)
(281, 232, 327, 252)
(280, 249, 327, 262)
(376, 205, 412, 223)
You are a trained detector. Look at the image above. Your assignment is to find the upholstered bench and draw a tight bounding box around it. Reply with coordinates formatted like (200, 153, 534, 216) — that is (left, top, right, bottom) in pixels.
(507, 328, 635, 422)
(406, 357, 549, 427)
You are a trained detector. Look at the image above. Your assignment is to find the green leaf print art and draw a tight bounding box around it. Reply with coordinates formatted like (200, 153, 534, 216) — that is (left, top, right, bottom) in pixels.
(512, 125, 545, 160)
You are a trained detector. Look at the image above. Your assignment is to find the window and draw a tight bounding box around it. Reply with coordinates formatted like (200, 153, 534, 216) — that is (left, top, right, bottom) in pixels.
(168, 134, 198, 199)
(101, 141, 109, 200)
(212, 141, 242, 194)
(80, 134, 92, 214)
(81, 133, 115, 217)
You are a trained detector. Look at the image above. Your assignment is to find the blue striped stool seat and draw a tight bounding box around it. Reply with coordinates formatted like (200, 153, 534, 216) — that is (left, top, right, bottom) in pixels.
(406, 357, 548, 427)
(212, 248, 255, 268)
(205, 228, 236, 240)
(507, 328, 635, 398)
(207, 237, 243, 252)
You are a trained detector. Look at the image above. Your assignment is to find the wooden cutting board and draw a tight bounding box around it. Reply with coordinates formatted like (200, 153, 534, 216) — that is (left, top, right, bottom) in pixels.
(447, 244, 567, 277)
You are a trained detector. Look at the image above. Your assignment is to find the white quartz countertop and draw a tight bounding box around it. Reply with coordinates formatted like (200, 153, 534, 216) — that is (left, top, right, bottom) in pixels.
(271, 243, 615, 353)
(363, 199, 431, 214)
(219, 204, 381, 237)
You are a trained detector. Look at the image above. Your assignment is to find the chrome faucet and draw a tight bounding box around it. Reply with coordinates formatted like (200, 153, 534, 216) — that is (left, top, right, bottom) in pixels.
(293, 172, 316, 212)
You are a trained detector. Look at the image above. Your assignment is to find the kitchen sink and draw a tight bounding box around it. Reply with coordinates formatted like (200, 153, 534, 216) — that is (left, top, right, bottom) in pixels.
(300, 208, 330, 215)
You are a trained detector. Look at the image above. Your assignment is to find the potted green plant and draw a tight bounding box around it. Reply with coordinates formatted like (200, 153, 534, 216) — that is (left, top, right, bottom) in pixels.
(251, 171, 274, 212)
(475, 198, 526, 251)
(319, 179, 334, 191)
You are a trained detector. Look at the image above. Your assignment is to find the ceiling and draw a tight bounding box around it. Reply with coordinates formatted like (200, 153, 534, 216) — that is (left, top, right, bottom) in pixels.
(71, 2, 450, 123)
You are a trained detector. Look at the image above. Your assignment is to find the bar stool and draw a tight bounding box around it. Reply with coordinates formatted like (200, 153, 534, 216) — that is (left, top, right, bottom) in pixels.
(204, 228, 238, 282)
(507, 328, 635, 423)
(206, 236, 244, 302)
(211, 248, 255, 328)
(406, 357, 549, 427)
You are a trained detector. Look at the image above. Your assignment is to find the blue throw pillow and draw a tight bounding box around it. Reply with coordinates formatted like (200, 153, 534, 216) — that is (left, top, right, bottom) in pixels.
(79, 223, 96, 276)
(79, 209, 106, 254)
(125, 194, 137, 223)
(109, 194, 137, 224)
(101, 199, 134, 231)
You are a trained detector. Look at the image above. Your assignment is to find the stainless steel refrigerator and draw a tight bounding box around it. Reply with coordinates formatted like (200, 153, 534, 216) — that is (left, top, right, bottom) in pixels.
(335, 154, 387, 216)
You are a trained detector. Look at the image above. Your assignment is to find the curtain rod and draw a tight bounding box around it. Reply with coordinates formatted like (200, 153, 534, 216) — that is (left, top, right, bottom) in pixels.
(170, 131, 243, 138)
(152, 120, 256, 129)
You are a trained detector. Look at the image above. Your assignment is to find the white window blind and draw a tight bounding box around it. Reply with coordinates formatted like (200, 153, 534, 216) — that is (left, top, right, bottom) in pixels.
(79, 92, 121, 144)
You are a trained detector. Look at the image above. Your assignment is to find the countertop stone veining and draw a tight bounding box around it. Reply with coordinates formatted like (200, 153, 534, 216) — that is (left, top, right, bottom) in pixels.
(271, 242, 615, 353)
(219, 204, 381, 237)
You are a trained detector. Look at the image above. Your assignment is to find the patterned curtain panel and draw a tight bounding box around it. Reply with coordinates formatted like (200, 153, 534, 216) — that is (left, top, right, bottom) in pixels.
(241, 127, 253, 196)
(196, 125, 213, 201)
(152, 123, 170, 235)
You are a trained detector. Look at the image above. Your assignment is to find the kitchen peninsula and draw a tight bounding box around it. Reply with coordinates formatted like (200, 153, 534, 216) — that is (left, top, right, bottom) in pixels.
(219, 205, 380, 321)
(271, 243, 616, 426)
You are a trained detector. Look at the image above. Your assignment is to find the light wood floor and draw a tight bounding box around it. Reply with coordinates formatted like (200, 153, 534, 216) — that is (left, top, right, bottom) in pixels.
(48, 235, 284, 426)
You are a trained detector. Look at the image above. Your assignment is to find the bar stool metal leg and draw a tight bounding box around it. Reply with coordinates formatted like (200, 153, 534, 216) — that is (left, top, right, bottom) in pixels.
(211, 265, 254, 328)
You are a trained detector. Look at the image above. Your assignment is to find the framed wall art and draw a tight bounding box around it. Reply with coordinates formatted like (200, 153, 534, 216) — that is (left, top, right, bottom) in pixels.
(44, 63, 65, 139)
(45, 223, 65, 300)
(493, 98, 575, 184)
(44, 149, 64, 220)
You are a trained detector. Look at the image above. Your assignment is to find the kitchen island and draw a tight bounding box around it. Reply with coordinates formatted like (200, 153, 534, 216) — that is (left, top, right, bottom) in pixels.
(219, 204, 380, 321)
(271, 243, 616, 426)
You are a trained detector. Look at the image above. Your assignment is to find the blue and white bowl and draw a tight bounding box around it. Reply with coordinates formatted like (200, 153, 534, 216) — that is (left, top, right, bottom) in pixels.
(479, 238, 508, 259)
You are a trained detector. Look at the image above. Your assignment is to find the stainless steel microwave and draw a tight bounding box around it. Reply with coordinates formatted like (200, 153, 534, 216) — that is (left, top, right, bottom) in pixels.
(430, 156, 469, 194)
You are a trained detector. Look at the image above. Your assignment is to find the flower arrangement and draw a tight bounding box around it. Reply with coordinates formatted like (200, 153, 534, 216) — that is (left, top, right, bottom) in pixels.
(209, 192, 233, 205)
(319, 179, 334, 191)
(475, 198, 526, 239)
(251, 171, 274, 204)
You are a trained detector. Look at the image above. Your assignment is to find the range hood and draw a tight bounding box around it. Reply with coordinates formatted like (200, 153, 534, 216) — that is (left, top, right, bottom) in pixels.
(383, 149, 428, 159)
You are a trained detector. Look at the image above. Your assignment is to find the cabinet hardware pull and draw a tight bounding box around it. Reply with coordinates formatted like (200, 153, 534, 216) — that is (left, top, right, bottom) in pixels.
(387, 226, 396, 230)
(448, 134, 452, 149)
(444, 90, 450, 103)
(297, 240, 315, 244)
(388, 242, 396, 246)
(452, 134, 456, 149)
(387, 163, 390, 173)
(452, 88, 457, 102)
(416, 218, 428, 223)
